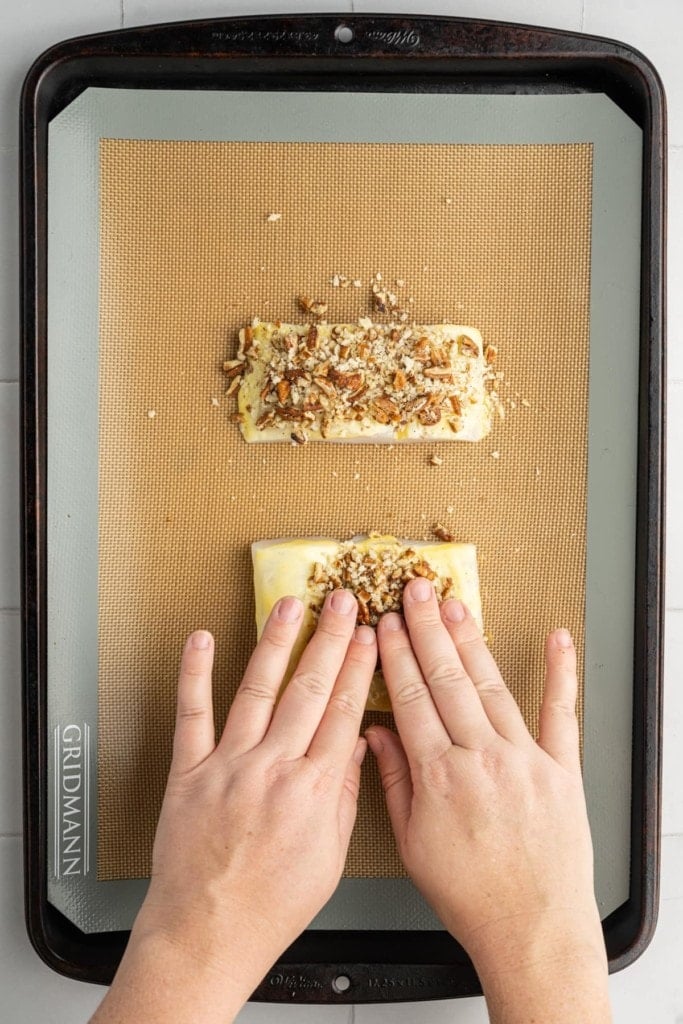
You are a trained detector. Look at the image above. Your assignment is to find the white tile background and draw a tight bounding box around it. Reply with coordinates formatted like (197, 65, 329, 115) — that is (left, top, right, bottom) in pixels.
(1, 1, 680, 1020)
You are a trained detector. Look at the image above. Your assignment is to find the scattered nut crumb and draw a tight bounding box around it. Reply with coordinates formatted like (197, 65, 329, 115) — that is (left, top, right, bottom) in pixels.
(429, 453, 443, 466)
(491, 450, 501, 459)
(298, 295, 328, 318)
(444, 197, 453, 205)
(535, 466, 542, 477)
(395, 278, 405, 288)
(353, 472, 360, 481)
(266, 212, 282, 222)
(433, 522, 454, 542)
(352, 279, 362, 288)
(210, 397, 220, 408)
(521, 398, 531, 408)
(147, 410, 156, 419)
(446, 505, 454, 514)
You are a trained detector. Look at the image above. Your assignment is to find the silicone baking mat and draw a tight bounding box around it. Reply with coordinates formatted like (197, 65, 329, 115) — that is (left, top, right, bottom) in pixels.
(97, 137, 592, 882)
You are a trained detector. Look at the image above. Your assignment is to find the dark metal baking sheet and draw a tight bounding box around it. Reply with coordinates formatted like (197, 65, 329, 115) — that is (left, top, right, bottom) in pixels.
(21, 13, 665, 1002)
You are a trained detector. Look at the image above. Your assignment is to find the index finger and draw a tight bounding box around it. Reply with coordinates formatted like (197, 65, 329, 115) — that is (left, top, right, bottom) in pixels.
(307, 625, 377, 768)
(401, 578, 495, 749)
(376, 612, 453, 765)
(265, 589, 358, 757)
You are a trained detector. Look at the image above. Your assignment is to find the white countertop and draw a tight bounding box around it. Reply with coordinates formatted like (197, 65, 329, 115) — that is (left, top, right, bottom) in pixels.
(1, 1, 680, 1020)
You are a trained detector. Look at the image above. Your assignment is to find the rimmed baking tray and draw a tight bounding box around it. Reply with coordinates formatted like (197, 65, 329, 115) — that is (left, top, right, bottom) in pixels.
(21, 13, 665, 1002)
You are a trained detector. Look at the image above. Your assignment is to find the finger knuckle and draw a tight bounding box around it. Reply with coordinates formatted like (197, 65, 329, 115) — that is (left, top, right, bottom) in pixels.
(456, 632, 483, 653)
(343, 775, 361, 801)
(237, 679, 277, 704)
(181, 663, 207, 681)
(290, 668, 331, 700)
(261, 628, 294, 651)
(415, 750, 454, 789)
(327, 690, 363, 719)
(547, 697, 578, 721)
(393, 677, 430, 707)
(177, 704, 209, 722)
(380, 764, 409, 793)
(474, 675, 507, 700)
(317, 617, 353, 641)
(426, 657, 468, 691)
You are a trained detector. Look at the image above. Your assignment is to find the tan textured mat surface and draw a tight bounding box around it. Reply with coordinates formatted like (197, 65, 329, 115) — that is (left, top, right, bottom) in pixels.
(98, 139, 592, 881)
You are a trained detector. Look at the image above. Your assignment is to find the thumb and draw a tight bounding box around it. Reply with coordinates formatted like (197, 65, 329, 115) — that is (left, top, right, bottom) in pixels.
(338, 737, 367, 845)
(365, 727, 413, 842)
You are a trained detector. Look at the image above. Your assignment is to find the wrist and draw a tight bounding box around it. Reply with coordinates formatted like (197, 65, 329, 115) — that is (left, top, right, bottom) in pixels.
(467, 907, 610, 1024)
(94, 921, 265, 1024)
(131, 894, 276, 991)
(464, 903, 605, 975)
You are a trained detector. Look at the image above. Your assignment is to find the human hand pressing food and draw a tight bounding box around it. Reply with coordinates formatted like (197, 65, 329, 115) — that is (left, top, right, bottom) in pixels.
(90, 589, 375, 1024)
(90, 579, 611, 1024)
(368, 576, 611, 1023)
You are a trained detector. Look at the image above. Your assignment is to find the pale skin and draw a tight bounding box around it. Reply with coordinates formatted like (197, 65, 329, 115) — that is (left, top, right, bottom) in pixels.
(90, 581, 611, 1024)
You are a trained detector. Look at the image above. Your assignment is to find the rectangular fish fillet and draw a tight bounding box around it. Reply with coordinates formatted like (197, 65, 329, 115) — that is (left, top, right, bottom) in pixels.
(251, 533, 483, 711)
(230, 321, 493, 443)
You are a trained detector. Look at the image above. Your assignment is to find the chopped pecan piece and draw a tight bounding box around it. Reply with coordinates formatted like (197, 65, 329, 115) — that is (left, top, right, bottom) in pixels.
(225, 375, 241, 397)
(223, 359, 245, 377)
(413, 561, 437, 581)
(458, 334, 480, 356)
(424, 367, 455, 379)
(276, 407, 306, 421)
(256, 410, 275, 429)
(329, 369, 364, 391)
(418, 405, 442, 426)
(372, 395, 401, 421)
(433, 523, 454, 542)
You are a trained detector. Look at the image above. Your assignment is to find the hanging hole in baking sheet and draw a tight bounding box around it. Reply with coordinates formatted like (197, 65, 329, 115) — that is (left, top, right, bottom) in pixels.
(332, 974, 352, 993)
(334, 25, 354, 44)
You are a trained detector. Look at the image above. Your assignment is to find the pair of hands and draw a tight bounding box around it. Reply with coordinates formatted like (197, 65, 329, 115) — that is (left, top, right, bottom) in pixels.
(94, 582, 610, 1023)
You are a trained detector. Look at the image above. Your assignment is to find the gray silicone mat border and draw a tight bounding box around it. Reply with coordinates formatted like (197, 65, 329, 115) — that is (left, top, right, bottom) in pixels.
(45, 87, 642, 933)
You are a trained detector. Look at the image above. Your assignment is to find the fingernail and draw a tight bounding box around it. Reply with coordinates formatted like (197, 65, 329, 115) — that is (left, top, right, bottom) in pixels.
(354, 625, 376, 645)
(381, 612, 404, 632)
(365, 730, 384, 755)
(407, 577, 432, 602)
(276, 596, 303, 623)
(330, 589, 356, 614)
(556, 628, 573, 649)
(442, 599, 466, 624)
(353, 738, 368, 765)
(191, 630, 211, 649)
